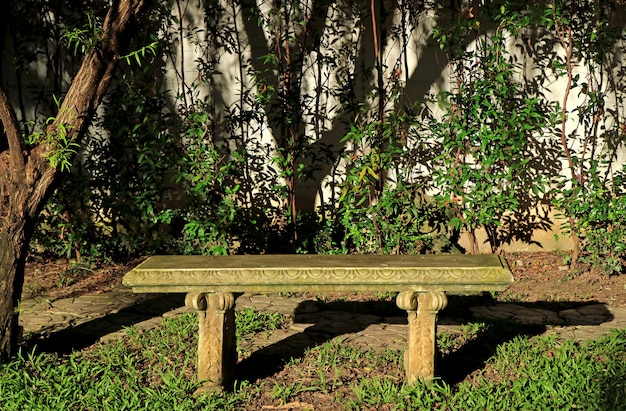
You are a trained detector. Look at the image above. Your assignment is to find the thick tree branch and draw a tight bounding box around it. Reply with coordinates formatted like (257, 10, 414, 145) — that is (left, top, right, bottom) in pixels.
(0, 85, 26, 176)
(51, 0, 150, 142)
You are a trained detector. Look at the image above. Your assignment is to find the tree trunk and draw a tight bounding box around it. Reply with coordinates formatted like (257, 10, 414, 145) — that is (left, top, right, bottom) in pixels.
(0, 0, 150, 362)
(0, 205, 39, 363)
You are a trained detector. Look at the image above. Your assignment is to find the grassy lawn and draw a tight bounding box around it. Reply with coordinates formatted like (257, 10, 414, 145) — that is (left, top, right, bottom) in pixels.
(1, 308, 625, 410)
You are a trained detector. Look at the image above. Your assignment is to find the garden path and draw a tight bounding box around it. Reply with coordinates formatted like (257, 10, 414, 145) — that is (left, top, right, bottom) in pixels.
(18, 287, 626, 353)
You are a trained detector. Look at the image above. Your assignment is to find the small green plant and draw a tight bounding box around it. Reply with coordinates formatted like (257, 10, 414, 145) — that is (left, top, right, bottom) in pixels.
(120, 37, 159, 66)
(438, 322, 486, 355)
(60, 11, 103, 55)
(554, 162, 626, 274)
(26, 115, 80, 172)
(350, 377, 401, 407)
(235, 307, 288, 340)
(270, 380, 317, 404)
(431, 10, 548, 253)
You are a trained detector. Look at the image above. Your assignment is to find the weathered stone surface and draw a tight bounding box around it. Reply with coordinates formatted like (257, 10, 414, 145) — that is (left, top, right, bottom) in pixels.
(187, 292, 237, 394)
(397, 291, 448, 382)
(122, 254, 513, 294)
(21, 291, 626, 345)
(470, 303, 616, 327)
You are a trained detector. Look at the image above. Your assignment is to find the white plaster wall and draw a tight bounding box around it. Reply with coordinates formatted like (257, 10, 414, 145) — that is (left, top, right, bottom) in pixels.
(5, 2, 625, 252)
(152, 2, 623, 252)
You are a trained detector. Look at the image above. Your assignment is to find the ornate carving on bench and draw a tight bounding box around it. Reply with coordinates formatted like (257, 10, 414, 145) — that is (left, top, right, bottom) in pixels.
(132, 267, 507, 283)
(185, 292, 207, 310)
(186, 292, 236, 393)
(397, 291, 448, 381)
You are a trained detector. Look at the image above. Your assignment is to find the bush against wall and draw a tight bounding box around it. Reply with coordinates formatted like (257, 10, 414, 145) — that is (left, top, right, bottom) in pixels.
(429, 11, 550, 254)
(25, 1, 245, 260)
(9, 0, 626, 273)
(542, 1, 626, 273)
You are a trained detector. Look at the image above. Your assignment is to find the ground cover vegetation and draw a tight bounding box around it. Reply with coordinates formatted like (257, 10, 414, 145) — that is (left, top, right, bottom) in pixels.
(0, 307, 625, 410)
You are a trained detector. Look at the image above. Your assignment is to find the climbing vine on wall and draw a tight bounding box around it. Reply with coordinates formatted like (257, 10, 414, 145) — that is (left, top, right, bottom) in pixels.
(429, 5, 549, 253)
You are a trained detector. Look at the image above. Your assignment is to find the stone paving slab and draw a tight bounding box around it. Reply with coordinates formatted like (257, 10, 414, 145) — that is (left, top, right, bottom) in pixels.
(18, 288, 626, 351)
(19, 287, 184, 336)
(469, 302, 626, 335)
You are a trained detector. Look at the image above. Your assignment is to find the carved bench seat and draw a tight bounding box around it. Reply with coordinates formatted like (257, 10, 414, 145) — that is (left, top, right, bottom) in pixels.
(122, 254, 513, 393)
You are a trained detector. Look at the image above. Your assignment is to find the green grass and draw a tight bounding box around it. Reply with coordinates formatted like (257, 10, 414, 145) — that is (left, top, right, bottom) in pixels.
(347, 331, 626, 410)
(1, 309, 625, 410)
(235, 306, 288, 339)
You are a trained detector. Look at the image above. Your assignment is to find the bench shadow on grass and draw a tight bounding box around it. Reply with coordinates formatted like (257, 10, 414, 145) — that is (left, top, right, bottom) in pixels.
(236, 295, 614, 387)
(27, 293, 615, 391)
(235, 298, 409, 383)
(439, 296, 615, 385)
(25, 294, 186, 355)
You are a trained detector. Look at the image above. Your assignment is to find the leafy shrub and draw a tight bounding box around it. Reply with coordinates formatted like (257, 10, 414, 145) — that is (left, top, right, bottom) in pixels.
(430, 17, 548, 253)
(312, 108, 457, 255)
(157, 111, 242, 255)
(32, 72, 180, 262)
(555, 162, 626, 274)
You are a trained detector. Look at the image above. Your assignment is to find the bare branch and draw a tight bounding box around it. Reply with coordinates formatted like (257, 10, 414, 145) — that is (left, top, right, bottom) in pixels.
(0, 85, 26, 176)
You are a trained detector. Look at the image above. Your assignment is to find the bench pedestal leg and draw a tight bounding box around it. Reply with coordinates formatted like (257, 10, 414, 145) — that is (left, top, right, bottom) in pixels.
(396, 291, 448, 383)
(185, 292, 236, 393)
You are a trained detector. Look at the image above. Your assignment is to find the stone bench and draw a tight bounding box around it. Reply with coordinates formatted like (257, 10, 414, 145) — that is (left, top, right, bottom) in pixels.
(122, 254, 513, 392)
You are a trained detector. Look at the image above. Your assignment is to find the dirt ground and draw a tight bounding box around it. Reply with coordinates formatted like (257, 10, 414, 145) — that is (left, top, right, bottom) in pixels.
(22, 256, 146, 300)
(22, 252, 626, 306)
(503, 251, 626, 306)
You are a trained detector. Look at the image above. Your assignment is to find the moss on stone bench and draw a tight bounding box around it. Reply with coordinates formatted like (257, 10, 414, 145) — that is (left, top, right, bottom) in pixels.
(123, 254, 513, 393)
